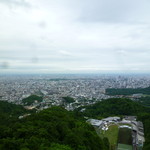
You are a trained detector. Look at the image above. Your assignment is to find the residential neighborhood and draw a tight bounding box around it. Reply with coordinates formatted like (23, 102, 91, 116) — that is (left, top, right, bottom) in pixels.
(0, 74, 150, 110)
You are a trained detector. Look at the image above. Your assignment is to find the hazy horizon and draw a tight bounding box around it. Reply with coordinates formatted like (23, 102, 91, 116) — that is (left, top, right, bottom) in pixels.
(1, 0, 150, 74)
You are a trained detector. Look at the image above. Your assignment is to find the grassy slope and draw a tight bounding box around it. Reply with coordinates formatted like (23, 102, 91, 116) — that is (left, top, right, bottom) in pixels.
(98, 124, 119, 150)
(118, 128, 132, 145)
(117, 144, 132, 150)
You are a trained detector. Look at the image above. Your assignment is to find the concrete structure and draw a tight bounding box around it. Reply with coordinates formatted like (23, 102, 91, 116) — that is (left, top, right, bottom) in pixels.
(87, 119, 103, 127)
(88, 116, 145, 150)
(124, 116, 145, 150)
(102, 116, 120, 122)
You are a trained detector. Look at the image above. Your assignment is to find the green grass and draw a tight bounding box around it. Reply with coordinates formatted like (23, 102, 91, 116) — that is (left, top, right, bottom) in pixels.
(118, 128, 132, 145)
(96, 123, 133, 150)
(99, 124, 119, 150)
(117, 143, 132, 150)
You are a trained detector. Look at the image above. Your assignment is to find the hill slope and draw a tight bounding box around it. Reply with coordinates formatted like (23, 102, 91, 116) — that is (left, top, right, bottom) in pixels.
(77, 98, 150, 150)
(79, 98, 147, 118)
(0, 102, 107, 150)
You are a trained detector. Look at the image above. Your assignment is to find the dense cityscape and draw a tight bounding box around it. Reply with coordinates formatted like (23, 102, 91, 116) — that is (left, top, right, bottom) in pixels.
(1, 74, 150, 110)
(1, 0, 150, 149)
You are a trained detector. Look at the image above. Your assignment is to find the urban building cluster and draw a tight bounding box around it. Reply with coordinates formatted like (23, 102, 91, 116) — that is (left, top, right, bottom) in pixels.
(0, 74, 150, 110)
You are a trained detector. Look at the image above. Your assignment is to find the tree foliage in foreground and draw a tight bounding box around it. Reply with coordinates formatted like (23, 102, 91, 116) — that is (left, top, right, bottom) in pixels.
(0, 101, 29, 116)
(1, 98, 150, 150)
(79, 98, 148, 118)
(138, 113, 150, 150)
(0, 101, 34, 126)
(0, 104, 106, 150)
(138, 96, 150, 107)
(77, 98, 150, 150)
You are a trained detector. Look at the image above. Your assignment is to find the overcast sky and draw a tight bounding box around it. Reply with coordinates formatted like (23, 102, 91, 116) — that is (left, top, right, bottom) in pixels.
(0, 0, 150, 74)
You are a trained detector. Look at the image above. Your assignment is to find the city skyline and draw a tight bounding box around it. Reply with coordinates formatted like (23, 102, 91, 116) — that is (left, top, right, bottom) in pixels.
(1, 0, 150, 74)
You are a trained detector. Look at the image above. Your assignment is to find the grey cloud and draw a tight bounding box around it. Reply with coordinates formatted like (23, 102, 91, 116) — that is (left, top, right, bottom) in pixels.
(0, 0, 31, 7)
(38, 21, 47, 29)
(1, 0, 150, 73)
(79, 1, 128, 23)
(0, 62, 10, 69)
(75, 0, 150, 23)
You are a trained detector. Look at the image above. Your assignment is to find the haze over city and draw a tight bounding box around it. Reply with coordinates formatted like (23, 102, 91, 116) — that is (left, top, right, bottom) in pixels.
(1, 1, 150, 149)
(0, 0, 150, 74)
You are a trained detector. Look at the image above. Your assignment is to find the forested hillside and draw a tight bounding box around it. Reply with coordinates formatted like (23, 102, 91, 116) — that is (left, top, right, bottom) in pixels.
(106, 86, 150, 95)
(78, 98, 148, 118)
(0, 101, 34, 126)
(0, 102, 107, 150)
(77, 98, 150, 150)
(22, 95, 43, 106)
(0, 98, 150, 150)
(0, 101, 30, 116)
(138, 96, 150, 107)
